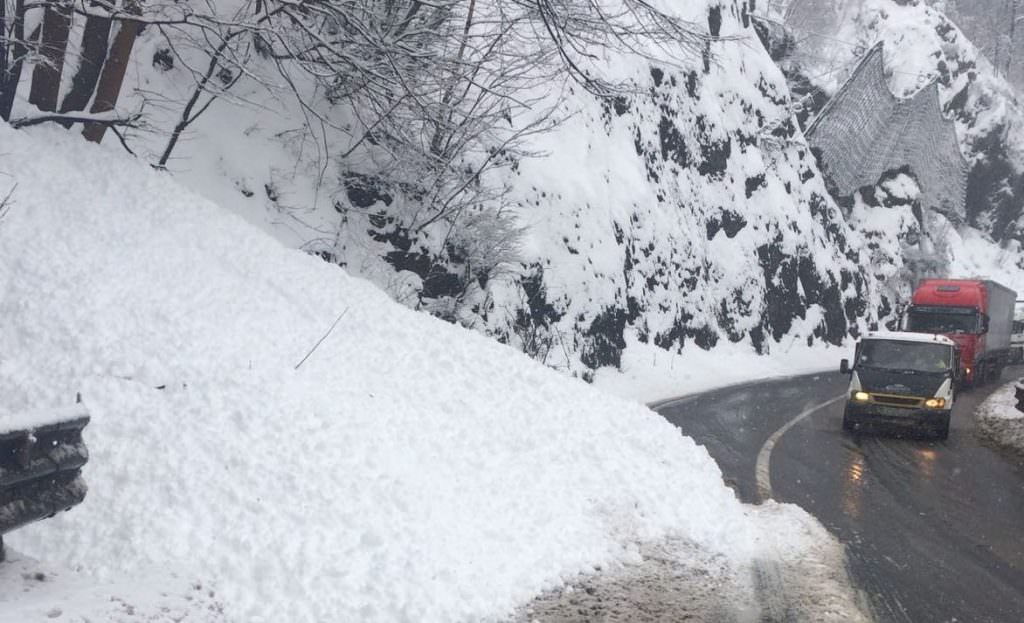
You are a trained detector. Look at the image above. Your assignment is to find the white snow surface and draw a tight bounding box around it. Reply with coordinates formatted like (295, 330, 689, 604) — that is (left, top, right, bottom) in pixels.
(593, 333, 846, 404)
(0, 125, 845, 621)
(0, 404, 88, 435)
(0, 551, 226, 623)
(976, 379, 1024, 455)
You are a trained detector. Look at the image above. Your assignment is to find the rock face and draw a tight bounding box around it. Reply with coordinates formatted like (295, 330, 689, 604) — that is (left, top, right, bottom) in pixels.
(341, 1, 880, 375)
(806, 43, 968, 222)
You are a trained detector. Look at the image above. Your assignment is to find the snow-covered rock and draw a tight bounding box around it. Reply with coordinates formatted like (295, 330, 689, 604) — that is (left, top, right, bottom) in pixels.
(329, 1, 878, 374)
(96, 0, 885, 375)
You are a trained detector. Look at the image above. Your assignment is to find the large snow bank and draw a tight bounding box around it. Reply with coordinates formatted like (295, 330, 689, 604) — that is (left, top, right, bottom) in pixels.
(976, 380, 1024, 456)
(0, 126, 854, 621)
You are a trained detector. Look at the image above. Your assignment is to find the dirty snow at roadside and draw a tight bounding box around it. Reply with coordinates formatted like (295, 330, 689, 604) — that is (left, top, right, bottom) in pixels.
(0, 551, 226, 623)
(977, 380, 1024, 456)
(0, 126, 864, 622)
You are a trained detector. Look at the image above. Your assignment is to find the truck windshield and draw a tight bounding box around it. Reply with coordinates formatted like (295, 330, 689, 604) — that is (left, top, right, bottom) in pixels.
(858, 340, 952, 373)
(906, 308, 979, 334)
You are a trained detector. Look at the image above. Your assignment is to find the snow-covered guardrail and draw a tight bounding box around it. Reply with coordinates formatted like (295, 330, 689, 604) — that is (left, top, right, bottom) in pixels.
(0, 401, 90, 562)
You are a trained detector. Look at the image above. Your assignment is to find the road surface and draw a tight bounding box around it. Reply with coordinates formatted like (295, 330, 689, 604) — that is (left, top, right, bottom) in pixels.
(655, 371, 1024, 623)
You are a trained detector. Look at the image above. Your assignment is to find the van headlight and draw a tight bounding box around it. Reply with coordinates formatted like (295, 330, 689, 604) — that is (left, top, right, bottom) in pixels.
(853, 391, 870, 402)
(924, 398, 946, 409)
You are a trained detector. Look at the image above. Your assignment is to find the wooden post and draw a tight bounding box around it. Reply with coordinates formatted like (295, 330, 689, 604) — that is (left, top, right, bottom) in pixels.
(82, 8, 140, 143)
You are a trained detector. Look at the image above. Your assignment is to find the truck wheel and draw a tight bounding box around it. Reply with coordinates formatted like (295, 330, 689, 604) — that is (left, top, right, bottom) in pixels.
(976, 365, 989, 386)
(935, 414, 951, 440)
(842, 412, 857, 432)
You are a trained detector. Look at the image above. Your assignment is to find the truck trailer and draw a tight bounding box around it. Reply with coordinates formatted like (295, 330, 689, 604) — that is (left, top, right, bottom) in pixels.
(904, 279, 1016, 386)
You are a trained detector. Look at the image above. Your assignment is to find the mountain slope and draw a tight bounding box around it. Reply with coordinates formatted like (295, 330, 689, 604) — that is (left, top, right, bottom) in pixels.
(83, 0, 882, 374)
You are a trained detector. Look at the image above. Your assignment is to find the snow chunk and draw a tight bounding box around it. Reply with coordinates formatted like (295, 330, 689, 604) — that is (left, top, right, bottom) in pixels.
(976, 380, 1024, 456)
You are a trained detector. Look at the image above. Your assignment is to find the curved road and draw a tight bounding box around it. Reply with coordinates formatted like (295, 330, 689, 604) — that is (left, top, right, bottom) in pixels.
(655, 371, 1024, 623)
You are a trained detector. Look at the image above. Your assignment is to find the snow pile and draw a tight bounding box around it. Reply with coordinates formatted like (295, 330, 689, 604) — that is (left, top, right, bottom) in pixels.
(0, 125, 859, 621)
(976, 380, 1024, 456)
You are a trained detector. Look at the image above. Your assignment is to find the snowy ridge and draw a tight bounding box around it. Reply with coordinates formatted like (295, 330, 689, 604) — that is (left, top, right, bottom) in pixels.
(0, 124, 863, 621)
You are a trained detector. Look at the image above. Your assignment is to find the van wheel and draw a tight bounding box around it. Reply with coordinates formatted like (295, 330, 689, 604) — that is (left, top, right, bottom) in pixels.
(842, 412, 856, 432)
(935, 414, 951, 440)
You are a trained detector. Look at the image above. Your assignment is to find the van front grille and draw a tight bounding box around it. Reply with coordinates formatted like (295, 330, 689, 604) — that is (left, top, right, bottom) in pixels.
(872, 394, 923, 408)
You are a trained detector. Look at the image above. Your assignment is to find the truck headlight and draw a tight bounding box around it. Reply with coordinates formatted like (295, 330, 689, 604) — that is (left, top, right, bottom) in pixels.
(924, 398, 946, 409)
(853, 391, 870, 402)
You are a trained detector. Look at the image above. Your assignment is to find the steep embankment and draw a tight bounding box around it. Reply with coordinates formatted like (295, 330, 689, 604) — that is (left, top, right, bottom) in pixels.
(785, 0, 1024, 244)
(481, 2, 872, 374)
(771, 0, 1024, 314)
(118, 1, 880, 376)
(0, 124, 862, 622)
(367, 1, 877, 374)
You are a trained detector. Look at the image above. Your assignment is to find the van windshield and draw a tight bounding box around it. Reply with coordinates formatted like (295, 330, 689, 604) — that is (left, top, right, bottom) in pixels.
(858, 340, 952, 373)
(906, 307, 980, 334)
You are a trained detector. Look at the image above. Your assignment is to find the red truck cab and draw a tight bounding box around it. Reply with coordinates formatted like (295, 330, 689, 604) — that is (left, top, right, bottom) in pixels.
(905, 279, 1016, 386)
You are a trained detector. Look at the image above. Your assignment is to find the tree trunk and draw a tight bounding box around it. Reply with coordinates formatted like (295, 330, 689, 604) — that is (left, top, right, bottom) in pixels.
(82, 17, 139, 143)
(1006, 0, 1019, 77)
(29, 1, 73, 112)
(1, 1, 8, 95)
(0, 0, 29, 120)
(60, 3, 113, 119)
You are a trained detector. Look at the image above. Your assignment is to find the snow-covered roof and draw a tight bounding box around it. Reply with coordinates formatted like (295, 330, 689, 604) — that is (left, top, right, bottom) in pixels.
(863, 330, 955, 346)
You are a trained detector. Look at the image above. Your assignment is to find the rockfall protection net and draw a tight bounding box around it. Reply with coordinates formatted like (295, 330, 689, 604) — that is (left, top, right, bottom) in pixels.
(805, 43, 968, 221)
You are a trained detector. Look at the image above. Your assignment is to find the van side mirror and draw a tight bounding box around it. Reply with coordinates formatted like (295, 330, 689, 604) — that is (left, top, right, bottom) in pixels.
(840, 359, 851, 375)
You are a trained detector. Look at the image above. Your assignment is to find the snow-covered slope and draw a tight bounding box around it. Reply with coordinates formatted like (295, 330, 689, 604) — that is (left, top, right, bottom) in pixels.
(784, 0, 1024, 244)
(102, 0, 881, 376)
(769, 0, 1024, 315)
(481, 3, 870, 373)
(0, 125, 859, 621)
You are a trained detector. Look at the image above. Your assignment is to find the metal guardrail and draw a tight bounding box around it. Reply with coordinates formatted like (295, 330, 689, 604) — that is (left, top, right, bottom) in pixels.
(1015, 381, 1024, 414)
(0, 402, 90, 562)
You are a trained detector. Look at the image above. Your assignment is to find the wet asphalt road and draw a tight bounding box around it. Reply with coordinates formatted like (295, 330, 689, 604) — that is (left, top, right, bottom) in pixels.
(655, 370, 1024, 623)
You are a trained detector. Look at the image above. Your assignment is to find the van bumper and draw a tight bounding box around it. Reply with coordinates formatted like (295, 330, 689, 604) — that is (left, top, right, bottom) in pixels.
(843, 401, 951, 430)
